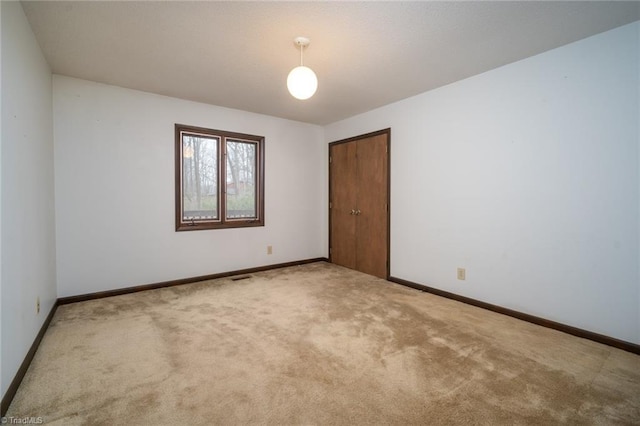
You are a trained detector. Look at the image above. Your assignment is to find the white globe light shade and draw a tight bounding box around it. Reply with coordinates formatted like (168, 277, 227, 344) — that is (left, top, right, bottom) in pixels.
(287, 66, 318, 100)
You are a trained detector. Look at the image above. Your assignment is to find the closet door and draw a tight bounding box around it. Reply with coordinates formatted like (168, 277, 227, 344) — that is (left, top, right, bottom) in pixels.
(329, 141, 357, 270)
(355, 133, 388, 278)
(329, 130, 389, 279)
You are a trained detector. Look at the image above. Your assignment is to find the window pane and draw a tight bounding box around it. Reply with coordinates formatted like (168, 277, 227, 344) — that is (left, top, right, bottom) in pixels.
(182, 134, 218, 221)
(226, 140, 257, 219)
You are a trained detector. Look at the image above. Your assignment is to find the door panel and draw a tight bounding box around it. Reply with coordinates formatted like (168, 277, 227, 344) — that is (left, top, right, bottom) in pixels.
(355, 134, 388, 278)
(330, 142, 357, 270)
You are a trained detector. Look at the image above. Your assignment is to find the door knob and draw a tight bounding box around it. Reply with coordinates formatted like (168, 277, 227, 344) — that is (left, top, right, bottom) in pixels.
(350, 209, 356, 215)
(355, 209, 361, 215)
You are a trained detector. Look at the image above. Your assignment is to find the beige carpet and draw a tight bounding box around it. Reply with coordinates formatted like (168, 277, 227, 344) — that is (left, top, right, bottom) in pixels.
(7, 262, 640, 425)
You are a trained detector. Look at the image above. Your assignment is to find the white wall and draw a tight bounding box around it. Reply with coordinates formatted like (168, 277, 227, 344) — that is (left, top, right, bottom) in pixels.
(54, 76, 327, 297)
(325, 22, 640, 344)
(1, 1, 57, 397)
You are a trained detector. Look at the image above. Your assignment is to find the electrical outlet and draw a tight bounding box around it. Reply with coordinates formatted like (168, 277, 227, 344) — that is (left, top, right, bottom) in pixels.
(457, 268, 466, 280)
(37, 297, 40, 314)
(267, 245, 273, 255)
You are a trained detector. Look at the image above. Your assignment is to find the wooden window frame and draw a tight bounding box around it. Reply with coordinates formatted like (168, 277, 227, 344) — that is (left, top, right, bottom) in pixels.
(175, 124, 265, 231)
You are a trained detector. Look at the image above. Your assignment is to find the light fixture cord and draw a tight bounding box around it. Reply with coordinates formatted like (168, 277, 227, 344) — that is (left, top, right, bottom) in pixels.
(300, 43, 304, 66)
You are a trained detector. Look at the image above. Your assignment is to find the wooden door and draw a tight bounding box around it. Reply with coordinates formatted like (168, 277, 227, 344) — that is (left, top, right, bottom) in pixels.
(329, 130, 389, 279)
(355, 133, 388, 278)
(329, 141, 357, 270)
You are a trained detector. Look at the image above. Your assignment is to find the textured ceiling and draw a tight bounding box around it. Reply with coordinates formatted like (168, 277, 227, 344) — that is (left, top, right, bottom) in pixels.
(21, 1, 640, 125)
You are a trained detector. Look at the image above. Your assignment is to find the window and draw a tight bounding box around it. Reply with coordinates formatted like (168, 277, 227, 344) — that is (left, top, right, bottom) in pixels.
(175, 124, 264, 231)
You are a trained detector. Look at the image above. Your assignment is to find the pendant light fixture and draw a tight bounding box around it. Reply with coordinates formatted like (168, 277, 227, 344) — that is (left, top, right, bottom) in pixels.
(287, 37, 318, 100)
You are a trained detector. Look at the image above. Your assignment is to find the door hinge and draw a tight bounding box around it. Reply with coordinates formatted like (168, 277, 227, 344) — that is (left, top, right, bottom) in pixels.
(329, 247, 332, 255)
(329, 156, 332, 164)
(329, 202, 332, 209)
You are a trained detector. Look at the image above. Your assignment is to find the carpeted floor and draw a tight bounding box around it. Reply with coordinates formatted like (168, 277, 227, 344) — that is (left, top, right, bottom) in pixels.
(7, 262, 640, 425)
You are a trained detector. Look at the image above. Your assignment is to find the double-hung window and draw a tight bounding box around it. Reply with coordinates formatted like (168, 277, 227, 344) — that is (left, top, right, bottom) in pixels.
(175, 124, 265, 231)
